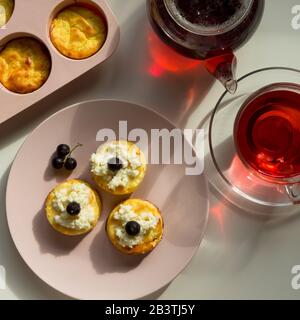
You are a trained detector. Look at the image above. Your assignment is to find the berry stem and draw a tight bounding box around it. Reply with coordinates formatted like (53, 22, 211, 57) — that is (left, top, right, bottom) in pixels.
(64, 143, 83, 163)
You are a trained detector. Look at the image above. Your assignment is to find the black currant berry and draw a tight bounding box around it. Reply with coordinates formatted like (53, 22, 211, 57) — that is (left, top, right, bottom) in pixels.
(56, 144, 70, 158)
(66, 202, 81, 216)
(125, 221, 141, 236)
(107, 157, 123, 172)
(64, 157, 77, 171)
(52, 157, 65, 169)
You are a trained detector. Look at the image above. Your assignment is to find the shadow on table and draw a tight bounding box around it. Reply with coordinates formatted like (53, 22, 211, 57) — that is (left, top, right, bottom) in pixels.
(196, 136, 300, 275)
(140, 284, 169, 300)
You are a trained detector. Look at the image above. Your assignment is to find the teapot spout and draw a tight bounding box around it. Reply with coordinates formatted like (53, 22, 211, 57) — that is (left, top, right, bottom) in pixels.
(204, 52, 237, 94)
(224, 79, 238, 95)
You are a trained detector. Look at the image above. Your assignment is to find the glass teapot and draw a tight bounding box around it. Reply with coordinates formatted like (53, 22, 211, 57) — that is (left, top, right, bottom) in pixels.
(147, 0, 264, 94)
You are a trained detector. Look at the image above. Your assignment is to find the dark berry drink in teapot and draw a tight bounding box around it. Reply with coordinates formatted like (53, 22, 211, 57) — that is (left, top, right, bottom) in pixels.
(147, 0, 264, 93)
(148, 0, 263, 59)
(234, 84, 300, 183)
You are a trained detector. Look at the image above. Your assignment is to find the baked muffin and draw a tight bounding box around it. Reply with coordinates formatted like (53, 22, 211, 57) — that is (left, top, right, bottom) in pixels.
(0, 37, 51, 94)
(90, 140, 147, 195)
(106, 199, 163, 255)
(50, 5, 107, 59)
(0, 0, 14, 27)
(45, 179, 101, 236)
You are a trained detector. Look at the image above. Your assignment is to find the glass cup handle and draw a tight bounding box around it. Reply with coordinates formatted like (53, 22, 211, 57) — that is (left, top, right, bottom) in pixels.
(204, 52, 238, 94)
(285, 185, 300, 204)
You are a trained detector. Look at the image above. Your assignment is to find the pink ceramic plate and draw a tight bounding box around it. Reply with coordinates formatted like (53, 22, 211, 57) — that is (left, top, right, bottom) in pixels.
(6, 100, 208, 300)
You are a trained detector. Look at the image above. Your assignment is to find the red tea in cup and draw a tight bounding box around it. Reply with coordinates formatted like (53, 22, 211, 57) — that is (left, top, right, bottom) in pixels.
(234, 84, 300, 183)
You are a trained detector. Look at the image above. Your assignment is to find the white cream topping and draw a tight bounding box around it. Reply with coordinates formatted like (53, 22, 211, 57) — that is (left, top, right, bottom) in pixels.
(113, 204, 159, 248)
(52, 183, 96, 230)
(90, 142, 143, 190)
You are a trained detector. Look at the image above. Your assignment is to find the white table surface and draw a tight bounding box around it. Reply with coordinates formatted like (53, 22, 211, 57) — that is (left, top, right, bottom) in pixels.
(1, 0, 300, 300)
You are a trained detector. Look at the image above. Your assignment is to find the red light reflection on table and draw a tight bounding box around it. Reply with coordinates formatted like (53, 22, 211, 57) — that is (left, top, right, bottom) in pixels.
(148, 64, 164, 78)
(211, 203, 226, 235)
(147, 31, 201, 76)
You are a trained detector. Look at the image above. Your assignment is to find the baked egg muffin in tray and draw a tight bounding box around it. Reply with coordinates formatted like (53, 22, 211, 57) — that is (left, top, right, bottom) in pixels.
(0, 0, 119, 124)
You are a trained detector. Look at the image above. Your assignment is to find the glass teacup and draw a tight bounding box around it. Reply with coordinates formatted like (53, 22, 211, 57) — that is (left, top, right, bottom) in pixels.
(235, 83, 300, 203)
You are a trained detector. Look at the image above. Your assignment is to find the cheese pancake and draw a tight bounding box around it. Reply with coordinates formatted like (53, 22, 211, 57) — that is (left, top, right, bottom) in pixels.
(106, 199, 163, 255)
(45, 179, 102, 236)
(90, 141, 147, 195)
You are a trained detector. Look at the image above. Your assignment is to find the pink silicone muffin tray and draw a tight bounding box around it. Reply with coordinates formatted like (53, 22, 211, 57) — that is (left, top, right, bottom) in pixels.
(0, 0, 120, 124)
